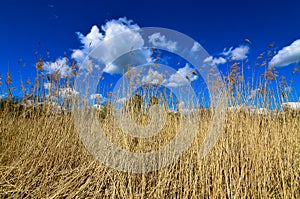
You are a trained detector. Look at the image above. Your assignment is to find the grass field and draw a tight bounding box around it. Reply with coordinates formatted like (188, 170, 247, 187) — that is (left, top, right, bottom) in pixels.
(0, 43, 300, 198)
(0, 99, 299, 198)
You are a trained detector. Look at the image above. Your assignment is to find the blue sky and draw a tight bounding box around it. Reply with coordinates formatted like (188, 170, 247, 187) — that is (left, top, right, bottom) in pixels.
(1, 0, 300, 108)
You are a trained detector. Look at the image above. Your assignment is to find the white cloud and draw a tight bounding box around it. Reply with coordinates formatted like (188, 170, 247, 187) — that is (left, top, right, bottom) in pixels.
(116, 97, 128, 104)
(59, 88, 79, 99)
(222, 45, 249, 61)
(72, 49, 85, 64)
(281, 102, 300, 111)
(176, 101, 197, 115)
(90, 93, 102, 100)
(43, 58, 72, 77)
(78, 25, 104, 49)
(148, 32, 177, 51)
(139, 64, 198, 88)
(191, 42, 201, 52)
(250, 107, 269, 116)
(227, 106, 271, 116)
(142, 69, 164, 85)
(44, 82, 54, 90)
(165, 64, 198, 87)
(92, 104, 102, 110)
(203, 56, 227, 66)
(284, 86, 292, 94)
(247, 89, 258, 100)
(269, 39, 300, 67)
(222, 47, 233, 56)
(72, 17, 151, 75)
(104, 49, 152, 74)
(90, 93, 107, 103)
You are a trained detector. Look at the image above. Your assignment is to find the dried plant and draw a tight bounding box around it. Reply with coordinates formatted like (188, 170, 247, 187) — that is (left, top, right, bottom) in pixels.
(0, 44, 299, 198)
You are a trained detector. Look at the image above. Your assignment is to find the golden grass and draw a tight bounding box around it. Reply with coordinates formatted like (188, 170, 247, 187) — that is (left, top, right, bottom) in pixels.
(1, 41, 299, 198)
(0, 105, 299, 198)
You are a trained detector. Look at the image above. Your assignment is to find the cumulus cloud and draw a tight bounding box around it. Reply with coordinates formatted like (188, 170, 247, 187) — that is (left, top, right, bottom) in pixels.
(203, 56, 227, 66)
(104, 49, 152, 74)
(90, 93, 102, 100)
(269, 39, 300, 67)
(222, 45, 250, 61)
(176, 101, 197, 115)
(116, 97, 129, 105)
(165, 64, 198, 87)
(148, 32, 177, 51)
(43, 58, 72, 77)
(281, 102, 300, 111)
(44, 82, 54, 90)
(77, 25, 104, 50)
(59, 88, 79, 99)
(138, 64, 198, 88)
(284, 86, 292, 94)
(72, 49, 85, 64)
(92, 104, 102, 110)
(191, 42, 201, 52)
(90, 93, 107, 103)
(72, 17, 151, 75)
(201, 45, 249, 67)
(247, 89, 259, 100)
(142, 69, 165, 85)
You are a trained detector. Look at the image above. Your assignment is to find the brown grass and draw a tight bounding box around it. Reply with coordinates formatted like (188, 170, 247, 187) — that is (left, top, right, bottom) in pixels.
(0, 42, 299, 198)
(0, 103, 299, 198)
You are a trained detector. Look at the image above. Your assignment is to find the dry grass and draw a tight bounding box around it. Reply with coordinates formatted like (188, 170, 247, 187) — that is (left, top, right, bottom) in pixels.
(0, 42, 299, 198)
(0, 103, 299, 198)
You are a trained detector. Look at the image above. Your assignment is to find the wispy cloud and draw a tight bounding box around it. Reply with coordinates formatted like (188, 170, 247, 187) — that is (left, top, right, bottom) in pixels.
(269, 39, 300, 67)
(48, 4, 59, 20)
(222, 45, 249, 61)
